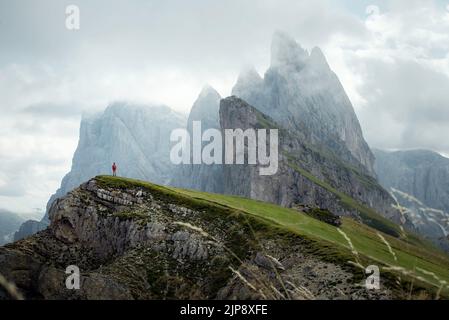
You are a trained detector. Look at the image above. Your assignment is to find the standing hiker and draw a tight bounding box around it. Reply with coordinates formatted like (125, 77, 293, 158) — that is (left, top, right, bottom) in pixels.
(112, 162, 117, 176)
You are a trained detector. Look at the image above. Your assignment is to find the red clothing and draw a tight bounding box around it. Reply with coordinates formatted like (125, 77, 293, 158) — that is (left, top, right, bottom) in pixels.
(112, 164, 117, 172)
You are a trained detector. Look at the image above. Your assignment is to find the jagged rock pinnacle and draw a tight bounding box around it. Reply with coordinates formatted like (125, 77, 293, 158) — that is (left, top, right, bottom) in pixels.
(309, 46, 330, 70)
(198, 84, 221, 100)
(270, 30, 308, 68)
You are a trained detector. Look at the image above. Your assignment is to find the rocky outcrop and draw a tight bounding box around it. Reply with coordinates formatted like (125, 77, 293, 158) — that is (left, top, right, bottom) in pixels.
(232, 31, 375, 176)
(373, 149, 449, 251)
(0, 177, 392, 300)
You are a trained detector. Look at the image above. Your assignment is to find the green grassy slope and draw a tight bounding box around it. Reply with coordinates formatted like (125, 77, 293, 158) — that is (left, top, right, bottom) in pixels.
(285, 154, 403, 238)
(96, 175, 449, 298)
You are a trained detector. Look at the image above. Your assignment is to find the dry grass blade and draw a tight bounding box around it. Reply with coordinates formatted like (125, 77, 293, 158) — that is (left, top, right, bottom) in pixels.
(377, 233, 398, 262)
(229, 266, 266, 298)
(0, 273, 24, 300)
(337, 228, 363, 268)
(285, 280, 315, 300)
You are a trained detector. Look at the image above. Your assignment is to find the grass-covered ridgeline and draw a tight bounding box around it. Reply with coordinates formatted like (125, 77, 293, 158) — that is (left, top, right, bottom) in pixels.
(95, 175, 449, 298)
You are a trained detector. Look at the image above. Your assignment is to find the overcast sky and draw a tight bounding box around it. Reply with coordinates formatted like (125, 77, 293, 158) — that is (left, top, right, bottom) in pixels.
(1, 0, 449, 216)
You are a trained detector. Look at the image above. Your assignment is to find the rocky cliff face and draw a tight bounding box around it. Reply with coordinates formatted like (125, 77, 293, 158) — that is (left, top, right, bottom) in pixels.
(373, 149, 449, 251)
(173, 86, 224, 193)
(374, 149, 449, 212)
(220, 97, 404, 232)
(0, 176, 392, 300)
(14, 102, 186, 240)
(232, 31, 375, 176)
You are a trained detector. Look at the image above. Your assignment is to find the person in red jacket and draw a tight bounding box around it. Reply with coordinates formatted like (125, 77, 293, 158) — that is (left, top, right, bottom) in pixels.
(112, 162, 117, 176)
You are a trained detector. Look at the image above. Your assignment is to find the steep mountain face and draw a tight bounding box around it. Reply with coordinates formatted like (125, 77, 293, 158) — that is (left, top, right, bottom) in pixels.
(173, 86, 224, 193)
(373, 149, 449, 250)
(0, 210, 24, 245)
(14, 220, 47, 242)
(14, 102, 186, 240)
(186, 86, 222, 134)
(374, 149, 449, 212)
(220, 97, 403, 232)
(0, 177, 395, 300)
(232, 31, 375, 176)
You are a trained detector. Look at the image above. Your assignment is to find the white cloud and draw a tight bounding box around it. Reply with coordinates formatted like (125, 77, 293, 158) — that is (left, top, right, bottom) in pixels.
(0, 112, 79, 214)
(323, 1, 449, 155)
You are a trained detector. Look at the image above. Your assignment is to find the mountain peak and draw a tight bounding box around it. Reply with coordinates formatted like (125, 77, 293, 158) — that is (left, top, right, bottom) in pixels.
(237, 65, 262, 82)
(187, 85, 222, 129)
(232, 66, 263, 96)
(198, 84, 221, 100)
(271, 31, 308, 68)
(309, 46, 330, 70)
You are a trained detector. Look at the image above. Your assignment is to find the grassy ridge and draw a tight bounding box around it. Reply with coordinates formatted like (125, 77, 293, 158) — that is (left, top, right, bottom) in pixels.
(96, 175, 449, 297)
(285, 155, 403, 237)
(285, 158, 444, 253)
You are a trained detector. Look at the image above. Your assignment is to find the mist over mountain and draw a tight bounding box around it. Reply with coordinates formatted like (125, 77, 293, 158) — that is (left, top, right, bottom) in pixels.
(233, 31, 375, 176)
